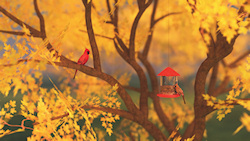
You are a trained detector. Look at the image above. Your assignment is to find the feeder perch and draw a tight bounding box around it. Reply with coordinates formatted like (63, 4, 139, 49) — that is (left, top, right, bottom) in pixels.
(157, 67, 180, 98)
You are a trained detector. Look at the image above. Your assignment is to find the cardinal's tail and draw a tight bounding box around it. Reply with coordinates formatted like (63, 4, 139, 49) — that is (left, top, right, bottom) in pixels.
(73, 70, 78, 79)
(182, 94, 186, 104)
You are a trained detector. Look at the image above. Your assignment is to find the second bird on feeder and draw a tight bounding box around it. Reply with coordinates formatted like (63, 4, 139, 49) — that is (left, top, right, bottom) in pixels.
(174, 83, 186, 104)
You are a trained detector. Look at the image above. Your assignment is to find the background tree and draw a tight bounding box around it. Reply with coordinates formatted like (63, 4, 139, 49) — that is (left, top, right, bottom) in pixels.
(0, 0, 250, 140)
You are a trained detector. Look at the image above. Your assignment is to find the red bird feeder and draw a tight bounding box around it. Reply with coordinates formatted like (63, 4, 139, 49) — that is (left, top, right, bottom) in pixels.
(157, 67, 181, 98)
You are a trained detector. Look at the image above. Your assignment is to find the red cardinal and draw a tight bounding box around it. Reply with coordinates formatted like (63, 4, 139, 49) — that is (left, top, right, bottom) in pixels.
(174, 83, 186, 104)
(73, 49, 90, 79)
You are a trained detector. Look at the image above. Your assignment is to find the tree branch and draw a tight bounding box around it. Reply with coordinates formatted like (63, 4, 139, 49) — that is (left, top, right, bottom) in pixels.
(0, 6, 41, 37)
(228, 50, 250, 68)
(2, 119, 33, 130)
(33, 0, 46, 38)
(106, 0, 114, 24)
(124, 86, 141, 93)
(81, 105, 135, 120)
(142, 0, 158, 57)
(207, 63, 219, 95)
(33, 106, 134, 125)
(153, 12, 182, 26)
(193, 31, 239, 140)
(79, 29, 114, 40)
(109, 3, 150, 118)
(138, 53, 180, 137)
(0, 30, 27, 36)
(113, 39, 130, 62)
(114, 0, 119, 33)
(129, 0, 153, 59)
(2, 57, 139, 114)
(203, 98, 250, 116)
(82, 0, 102, 71)
(213, 75, 230, 97)
(137, 0, 146, 10)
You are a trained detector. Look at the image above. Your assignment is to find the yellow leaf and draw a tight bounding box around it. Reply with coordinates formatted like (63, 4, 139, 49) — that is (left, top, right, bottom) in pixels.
(217, 114, 225, 121)
(0, 108, 5, 116)
(173, 136, 182, 141)
(202, 94, 210, 100)
(218, 99, 225, 104)
(185, 135, 195, 141)
(112, 83, 118, 91)
(4, 103, 9, 109)
(225, 109, 232, 114)
(34, 71, 42, 79)
(114, 115, 120, 120)
(4, 43, 11, 51)
(22, 24, 30, 35)
(102, 122, 107, 128)
(5, 113, 13, 119)
(207, 100, 214, 106)
(10, 108, 16, 114)
(106, 128, 113, 136)
(0, 124, 4, 130)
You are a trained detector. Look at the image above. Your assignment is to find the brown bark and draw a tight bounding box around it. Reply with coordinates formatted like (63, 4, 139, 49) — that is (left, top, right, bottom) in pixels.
(207, 63, 219, 95)
(193, 32, 238, 140)
(1, 1, 248, 141)
(82, 0, 102, 71)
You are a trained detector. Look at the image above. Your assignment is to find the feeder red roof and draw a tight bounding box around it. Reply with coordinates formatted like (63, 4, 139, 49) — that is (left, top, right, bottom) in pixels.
(157, 67, 180, 76)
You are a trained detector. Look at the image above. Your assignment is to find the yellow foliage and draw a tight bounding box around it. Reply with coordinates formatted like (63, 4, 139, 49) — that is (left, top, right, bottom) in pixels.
(0, 0, 249, 140)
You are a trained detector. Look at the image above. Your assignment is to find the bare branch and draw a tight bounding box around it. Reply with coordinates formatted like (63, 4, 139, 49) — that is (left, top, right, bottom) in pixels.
(129, 0, 153, 59)
(124, 86, 141, 93)
(207, 63, 219, 95)
(33, 0, 46, 38)
(142, 0, 158, 57)
(82, 0, 102, 71)
(0, 59, 40, 67)
(228, 50, 250, 68)
(80, 29, 114, 40)
(115, 35, 129, 54)
(106, 0, 114, 23)
(221, 59, 227, 67)
(113, 39, 130, 62)
(2, 120, 33, 130)
(137, 0, 146, 9)
(114, 0, 119, 33)
(153, 96, 180, 137)
(0, 6, 41, 37)
(154, 12, 182, 26)
(213, 75, 230, 97)
(0, 30, 26, 36)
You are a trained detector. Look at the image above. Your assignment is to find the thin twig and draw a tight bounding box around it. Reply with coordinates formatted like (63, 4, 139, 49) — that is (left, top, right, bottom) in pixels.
(79, 29, 114, 40)
(0, 6, 41, 37)
(124, 86, 141, 93)
(228, 50, 250, 68)
(33, 0, 46, 38)
(129, 0, 153, 59)
(154, 12, 182, 26)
